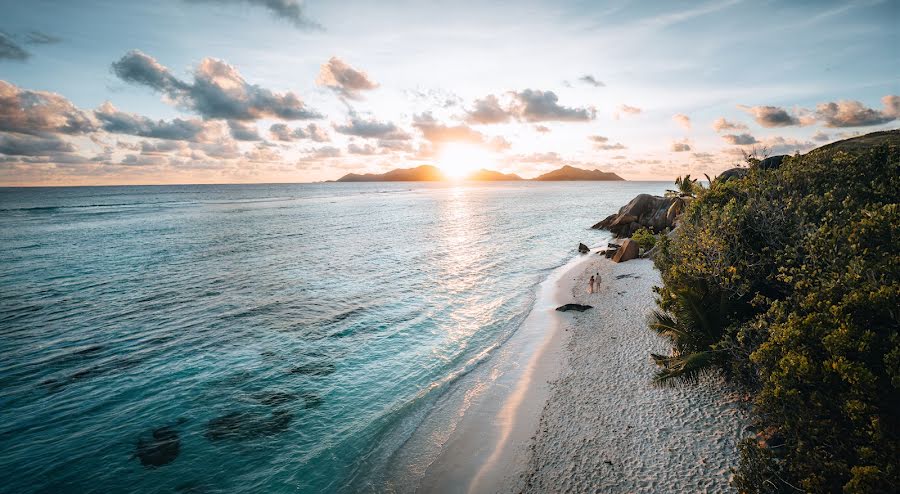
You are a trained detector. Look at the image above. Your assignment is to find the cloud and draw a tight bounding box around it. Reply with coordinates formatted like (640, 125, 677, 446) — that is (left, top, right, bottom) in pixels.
(25, 31, 62, 45)
(185, 0, 322, 30)
(95, 102, 212, 141)
(883, 95, 900, 117)
(511, 89, 595, 122)
(721, 133, 759, 145)
(738, 105, 807, 127)
(334, 116, 410, 139)
(227, 120, 261, 141)
(619, 104, 642, 115)
(347, 142, 378, 155)
(244, 144, 282, 162)
(534, 125, 551, 133)
(0, 80, 96, 135)
(412, 112, 508, 151)
(316, 57, 379, 100)
(376, 138, 414, 152)
(597, 142, 626, 150)
(111, 50, 188, 95)
(462, 90, 595, 124)
(465, 95, 512, 124)
(140, 140, 189, 154)
(815, 96, 898, 127)
(0, 33, 29, 61)
(588, 135, 627, 150)
(588, 135, 628, 151)
(692, 152, 715, 163)
(515, 151, 563, 164)
(0, 132, 76, 155)
(672, 113, 691, 130)
(111, 50, 321, 121)
(578, 75, 605, 87)
(307, 146, 341, 158)
(812, 131, 830, 142)
(712, 117, 748, 132)
(670, 138, 691, 152)
(269, 122, 329, 142)
(121, 153, 170, 167)
(763, 136, 816, 155)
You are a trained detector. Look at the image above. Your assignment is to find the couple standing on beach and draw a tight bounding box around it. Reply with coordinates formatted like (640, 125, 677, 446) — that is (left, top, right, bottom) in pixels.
(588, 272, 601, 294)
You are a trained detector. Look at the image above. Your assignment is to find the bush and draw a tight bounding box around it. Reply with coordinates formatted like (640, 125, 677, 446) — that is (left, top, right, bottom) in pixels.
(631, 227, 657, 250)
(652, 134, 900, 493)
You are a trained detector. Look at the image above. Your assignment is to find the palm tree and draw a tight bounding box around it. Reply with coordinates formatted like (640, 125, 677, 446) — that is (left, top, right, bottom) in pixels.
(649, 286, 732, 386)
(664, 174, 708, 223)
(665, 174, 700, 198)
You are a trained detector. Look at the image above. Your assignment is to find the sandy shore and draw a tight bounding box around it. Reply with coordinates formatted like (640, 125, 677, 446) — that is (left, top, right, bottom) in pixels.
(516, 255, 750, 493)
(384, 249, 749, 493)
(383, 251, 596, 494)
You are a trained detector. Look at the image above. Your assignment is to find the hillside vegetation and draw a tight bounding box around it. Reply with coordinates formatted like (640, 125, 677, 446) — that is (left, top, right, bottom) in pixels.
(651, 131, 899, 493)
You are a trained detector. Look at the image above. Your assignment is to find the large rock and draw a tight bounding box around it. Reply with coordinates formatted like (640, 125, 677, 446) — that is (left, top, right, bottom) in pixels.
(759, 155, 786, 170)
(592, 194, 678, 238)
(578, 243, 590, 254)
(716, 167, 748, 182)
(611, 239, 639, 263)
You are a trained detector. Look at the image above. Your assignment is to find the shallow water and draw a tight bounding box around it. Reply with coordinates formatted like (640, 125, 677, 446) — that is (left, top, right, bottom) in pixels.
(0, 181, 666, 493)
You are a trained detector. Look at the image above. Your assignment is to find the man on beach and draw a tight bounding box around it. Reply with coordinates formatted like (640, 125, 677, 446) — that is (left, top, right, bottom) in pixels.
(588, 275, 595, 294)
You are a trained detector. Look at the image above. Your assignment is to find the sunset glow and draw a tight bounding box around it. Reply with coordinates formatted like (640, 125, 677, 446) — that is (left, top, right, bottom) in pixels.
(0, 1, 896, 186)
(437, 144, 497, 179)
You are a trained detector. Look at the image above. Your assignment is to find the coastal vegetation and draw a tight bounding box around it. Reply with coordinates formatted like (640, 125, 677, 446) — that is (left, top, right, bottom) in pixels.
(649, 131, 899, 492)
(630, 227, 656, 251)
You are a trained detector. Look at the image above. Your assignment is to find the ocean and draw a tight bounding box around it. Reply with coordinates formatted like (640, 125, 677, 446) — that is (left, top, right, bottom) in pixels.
(0, 181, 668, 493)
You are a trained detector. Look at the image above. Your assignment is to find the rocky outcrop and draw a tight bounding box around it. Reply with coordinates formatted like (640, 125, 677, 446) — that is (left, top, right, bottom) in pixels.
(578, 243, 590, 254)
(759, 155, 786, 170)
(556, 304, 593, 312)
(591, 194, 684, 238)
(715, 155, 786, 184)
(603, 243, 620, 258)
(716, 168, 748, 182)
(611, 239, 639, 263)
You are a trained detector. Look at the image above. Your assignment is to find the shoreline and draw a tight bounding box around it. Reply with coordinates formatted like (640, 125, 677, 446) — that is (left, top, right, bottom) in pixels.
(384, 244, 750, 493)
(520, 255, 751, 493)
(380, 245, 601, 493)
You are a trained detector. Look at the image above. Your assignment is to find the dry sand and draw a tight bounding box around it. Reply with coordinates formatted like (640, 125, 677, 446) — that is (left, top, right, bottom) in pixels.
(515, 255, 751, 493)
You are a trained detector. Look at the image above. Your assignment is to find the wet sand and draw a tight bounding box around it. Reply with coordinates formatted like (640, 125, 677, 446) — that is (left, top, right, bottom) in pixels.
(383, 250, 597, 494)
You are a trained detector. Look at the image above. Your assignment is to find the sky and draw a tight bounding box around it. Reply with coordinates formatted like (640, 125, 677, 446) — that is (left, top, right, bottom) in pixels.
(0, 0, 897, 185)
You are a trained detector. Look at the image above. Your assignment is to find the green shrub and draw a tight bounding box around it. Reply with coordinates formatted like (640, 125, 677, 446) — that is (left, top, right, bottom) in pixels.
(631, 227, 657, 250)
(652, 133, 900, 493)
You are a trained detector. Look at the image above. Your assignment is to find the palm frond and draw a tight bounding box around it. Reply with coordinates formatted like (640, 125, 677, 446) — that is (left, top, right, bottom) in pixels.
(651, 351, 719, 387)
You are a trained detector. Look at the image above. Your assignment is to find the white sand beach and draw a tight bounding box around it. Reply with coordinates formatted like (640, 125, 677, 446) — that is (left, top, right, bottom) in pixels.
(386, 248, 750, 494)
(517, 255, 751, 493)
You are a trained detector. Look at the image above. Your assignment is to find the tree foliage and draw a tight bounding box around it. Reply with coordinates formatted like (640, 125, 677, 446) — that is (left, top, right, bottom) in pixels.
(652, 134, 900, 493)
(631, 227, 657, 250)
(666, 174, 703, 198)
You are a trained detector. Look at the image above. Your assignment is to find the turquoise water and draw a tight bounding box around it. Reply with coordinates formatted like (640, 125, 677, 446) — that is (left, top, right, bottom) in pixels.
(0, 182, 666, 493)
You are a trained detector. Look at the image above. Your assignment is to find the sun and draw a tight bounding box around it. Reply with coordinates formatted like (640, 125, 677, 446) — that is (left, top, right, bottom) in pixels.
(437, 143, 497, 179)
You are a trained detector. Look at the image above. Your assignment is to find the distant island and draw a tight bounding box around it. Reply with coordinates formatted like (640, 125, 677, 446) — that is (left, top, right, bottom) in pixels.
(334, 164, 621, 182)
(465, 169, 524, 181)
(532, 165, 624, 181)
(334, 165, 445, 182)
